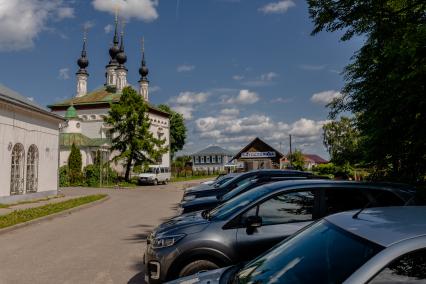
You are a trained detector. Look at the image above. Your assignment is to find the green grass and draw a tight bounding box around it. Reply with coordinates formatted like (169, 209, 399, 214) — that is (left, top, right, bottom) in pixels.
(171, 175, 218, 182)
(0, 195, 65, 209)
(0, 194, 107, 229)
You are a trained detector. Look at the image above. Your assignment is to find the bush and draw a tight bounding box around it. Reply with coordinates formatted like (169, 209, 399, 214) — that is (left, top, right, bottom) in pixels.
(312, 162, 355, 180)
(59, 165, 70, 187)
(68, 143, 83, 185)
(83, 164, 119, 187)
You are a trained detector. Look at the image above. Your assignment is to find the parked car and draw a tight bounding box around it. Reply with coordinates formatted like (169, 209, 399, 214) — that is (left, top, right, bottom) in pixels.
(138, 166, 171, 185)
(179, 175, 312, 214)
(200, 174, 227, 185)
(182, 169, 315, 201)
(144, 180, 415, 283)
(169, 206, 426, 284)
(185, 173, 240, 193)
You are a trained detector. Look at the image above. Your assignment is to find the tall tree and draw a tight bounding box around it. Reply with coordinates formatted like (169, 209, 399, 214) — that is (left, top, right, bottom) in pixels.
(308, 0, 426, 183)
(68, 142, 82, 184)
(287, 150, 306, 171)
(158, 104, 187, 159)
(323, 117, 361, 166)
(106, 87, 168, 181)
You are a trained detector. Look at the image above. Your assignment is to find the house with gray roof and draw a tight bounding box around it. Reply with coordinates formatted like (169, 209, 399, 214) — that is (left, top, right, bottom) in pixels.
(0, 84, 63, 203)
(191, 146, 234, 172)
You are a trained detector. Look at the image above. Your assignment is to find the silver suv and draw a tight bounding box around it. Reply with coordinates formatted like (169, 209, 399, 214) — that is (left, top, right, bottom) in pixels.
(169, 206, 426, 284)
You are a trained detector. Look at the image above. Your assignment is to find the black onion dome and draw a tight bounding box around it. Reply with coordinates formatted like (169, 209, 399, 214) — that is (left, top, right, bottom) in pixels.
(116, 51, 127, 65)
(139, 65, 149, 77)
(109, 44, 120, 59)
(77, 56, 89, 69)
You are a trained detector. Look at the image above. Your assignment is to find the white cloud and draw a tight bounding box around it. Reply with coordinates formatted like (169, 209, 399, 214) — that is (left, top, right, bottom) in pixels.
(271, 97, 293, 103)
(173, 92, 209, 105)
(232, 75, 244, 81)
(169, 91, 209, 120)
(83, 21, 95, 30)
(289, 118, 329, 138)
(260, 72, 278, 81)
(150, 86, 161, 93)
(221, 108, 240, 117)
(56, 7, 74, 19)
(0, 0, 74, 51)
(104, 24, 113, 34)
(172, 105, 194, 120)
(311, 90, 342, 105)
(177, 64, 195, 72)
(27, 97, 34, 101)
(259, 0, 295, 14)
(225, 90, 259, 105)
(92, 0, 159, 22)
(58, 68, 70, 80)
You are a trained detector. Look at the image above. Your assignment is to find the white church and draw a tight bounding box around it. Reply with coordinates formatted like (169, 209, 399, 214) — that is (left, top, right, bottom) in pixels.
(48, 18, 170, 174)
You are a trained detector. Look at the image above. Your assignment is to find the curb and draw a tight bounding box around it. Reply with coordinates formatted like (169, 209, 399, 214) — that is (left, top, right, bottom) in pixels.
(0, 195, 110, 235)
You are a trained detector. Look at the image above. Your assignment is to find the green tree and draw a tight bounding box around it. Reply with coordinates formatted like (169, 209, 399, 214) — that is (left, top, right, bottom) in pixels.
(323, 117, 361, 166)
(287, 149, 306, 171)
(105, 86, 168, 181)
(68, 143, 82, 185)
(158, 104, 187, 159)
(308, 0, 426, 183)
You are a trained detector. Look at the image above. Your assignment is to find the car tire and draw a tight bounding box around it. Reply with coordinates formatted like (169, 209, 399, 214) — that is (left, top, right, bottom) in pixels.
(178, 260, 220, 278)
(163, 179, 168, 185)
(153, 179, 158, 186)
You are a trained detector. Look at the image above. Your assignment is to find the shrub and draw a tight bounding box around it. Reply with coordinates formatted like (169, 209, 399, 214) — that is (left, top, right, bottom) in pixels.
(59, 165, 70, 187)
(83, 164, 119, 187)
(68, 143, 83, 185)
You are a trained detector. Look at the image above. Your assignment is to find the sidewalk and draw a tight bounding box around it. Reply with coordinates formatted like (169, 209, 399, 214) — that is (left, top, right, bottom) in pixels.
(0, 194, 86, 217)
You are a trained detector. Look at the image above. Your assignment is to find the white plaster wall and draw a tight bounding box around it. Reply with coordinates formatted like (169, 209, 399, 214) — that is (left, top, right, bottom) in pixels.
(0, 102, 60, 198)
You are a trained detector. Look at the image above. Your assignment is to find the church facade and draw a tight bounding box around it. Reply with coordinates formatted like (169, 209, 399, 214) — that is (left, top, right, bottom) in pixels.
(48, 18, 170, 174)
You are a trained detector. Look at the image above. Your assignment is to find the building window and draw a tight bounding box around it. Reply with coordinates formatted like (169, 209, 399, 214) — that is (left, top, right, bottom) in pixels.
(218, 156, 222, 163)
(10, 143, 25, 195)
(26, 145, 39, 193)
(206, 156, 210, 163)
(201, 156, 205, 164)
(195, 156, 199, 164)
(212, 155, 216, 163)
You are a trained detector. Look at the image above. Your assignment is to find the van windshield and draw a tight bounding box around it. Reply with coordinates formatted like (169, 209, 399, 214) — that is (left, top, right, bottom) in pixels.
(146, 168, 158, 173)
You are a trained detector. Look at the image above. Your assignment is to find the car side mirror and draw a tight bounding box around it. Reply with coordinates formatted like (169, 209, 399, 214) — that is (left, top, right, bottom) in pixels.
(246, 215, 262, 229)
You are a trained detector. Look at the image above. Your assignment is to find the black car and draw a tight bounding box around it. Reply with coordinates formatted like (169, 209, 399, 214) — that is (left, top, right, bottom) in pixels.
(182, 169, 315, 201)
(144, 180, 415, 283)
(184, 173, 240, 194)
(179, 175, 311, 214)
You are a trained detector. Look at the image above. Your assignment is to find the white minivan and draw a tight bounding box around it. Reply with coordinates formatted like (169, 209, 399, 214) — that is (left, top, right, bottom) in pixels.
(138, 165, 171, 185)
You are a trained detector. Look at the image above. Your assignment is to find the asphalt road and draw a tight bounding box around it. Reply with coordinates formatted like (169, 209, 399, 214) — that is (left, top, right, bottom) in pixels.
(0, 182, 193, 284)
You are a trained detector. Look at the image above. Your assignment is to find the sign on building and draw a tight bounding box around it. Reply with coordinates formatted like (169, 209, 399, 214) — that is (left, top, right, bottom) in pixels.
(241, 151, 276, 158)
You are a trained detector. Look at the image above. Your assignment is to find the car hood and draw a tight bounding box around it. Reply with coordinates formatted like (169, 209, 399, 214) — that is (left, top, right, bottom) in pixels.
(185, 184, 214, 193)
(181, 195, 219, 209)
(154, 211, 210, 237)
(165, 267, 229, 284)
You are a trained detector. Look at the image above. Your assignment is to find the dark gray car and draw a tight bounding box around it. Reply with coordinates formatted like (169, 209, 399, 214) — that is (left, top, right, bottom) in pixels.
(144, 180, 415, 283)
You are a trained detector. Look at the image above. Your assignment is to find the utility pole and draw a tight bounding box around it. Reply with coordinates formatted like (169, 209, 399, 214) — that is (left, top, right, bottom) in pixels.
(289, 134, 293, 168)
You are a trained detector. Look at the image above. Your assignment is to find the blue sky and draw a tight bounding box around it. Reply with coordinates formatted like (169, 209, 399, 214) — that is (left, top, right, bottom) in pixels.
(0, 0, 361, 157)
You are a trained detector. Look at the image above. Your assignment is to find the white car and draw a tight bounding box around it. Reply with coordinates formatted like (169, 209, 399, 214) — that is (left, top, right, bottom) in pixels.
(138, 166, 171, 185)
(168, 206, 426, 284)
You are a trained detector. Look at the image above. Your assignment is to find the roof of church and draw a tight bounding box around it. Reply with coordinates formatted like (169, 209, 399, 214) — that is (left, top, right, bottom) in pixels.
(0, 84, 63, 121)
(48, 87, 169, 118)
(60, 133, 111, 147)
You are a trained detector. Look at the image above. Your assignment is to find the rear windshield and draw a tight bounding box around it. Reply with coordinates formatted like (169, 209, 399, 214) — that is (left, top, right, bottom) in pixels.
(235, 220, 383, 284)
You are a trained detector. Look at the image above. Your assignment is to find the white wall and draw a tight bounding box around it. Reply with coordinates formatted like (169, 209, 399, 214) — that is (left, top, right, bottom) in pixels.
(0, 102, 60, 200)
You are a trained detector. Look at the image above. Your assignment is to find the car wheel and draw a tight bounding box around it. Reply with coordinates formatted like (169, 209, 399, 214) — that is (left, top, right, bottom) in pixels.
(178, 260, 220, 278)
(163, 179, 168, 185)
(153, 179, 158, 186)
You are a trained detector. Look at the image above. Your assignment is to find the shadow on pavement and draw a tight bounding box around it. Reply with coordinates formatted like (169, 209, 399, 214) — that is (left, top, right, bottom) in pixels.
(128, 260, 146, 284)
(124, 232, 149, 243)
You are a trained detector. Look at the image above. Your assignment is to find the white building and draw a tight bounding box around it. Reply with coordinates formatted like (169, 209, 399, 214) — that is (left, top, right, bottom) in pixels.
(191, 146, 234, 173)
(48, 19, 170, 173)
(0, 85, 63, 203)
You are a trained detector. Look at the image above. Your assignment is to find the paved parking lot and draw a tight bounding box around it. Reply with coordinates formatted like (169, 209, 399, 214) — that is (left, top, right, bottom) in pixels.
(0, 182, 197, 284)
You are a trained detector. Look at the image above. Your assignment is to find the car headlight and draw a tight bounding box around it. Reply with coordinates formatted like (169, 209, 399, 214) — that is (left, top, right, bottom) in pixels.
(184, 195, 196, 201)
(152, 234, 186, 249)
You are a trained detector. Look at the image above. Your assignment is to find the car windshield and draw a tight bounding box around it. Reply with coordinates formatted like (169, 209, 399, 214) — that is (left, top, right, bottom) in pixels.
(213, 176, 234, 187)
(145, 168, 157, 173)
(233, 220, 384, 284)
(220, 179, 257, 201)
(208, 184, 271, 220)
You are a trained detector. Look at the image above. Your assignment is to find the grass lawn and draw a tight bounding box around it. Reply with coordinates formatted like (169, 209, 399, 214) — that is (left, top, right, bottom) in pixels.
(0, 194, 107, 229)
(0, 195, 65, 209)
(171, 175, 218, 183)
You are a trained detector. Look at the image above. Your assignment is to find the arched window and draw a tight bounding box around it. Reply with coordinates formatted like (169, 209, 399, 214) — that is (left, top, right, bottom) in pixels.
(26, 145, 39, 193)
(10, 143, 25, 195)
